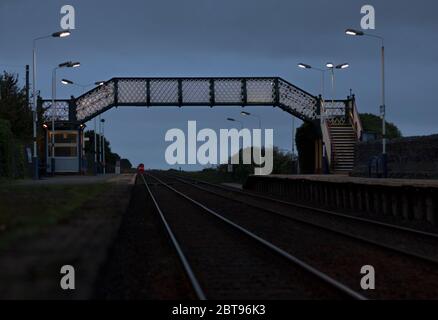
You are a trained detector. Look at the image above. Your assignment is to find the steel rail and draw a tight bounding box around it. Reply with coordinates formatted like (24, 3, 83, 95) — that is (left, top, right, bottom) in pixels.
(139, 174, 207, 300)
(167, 174, 438, 266)
(145, 172, 367, 300)
(172, 174, 438, 240)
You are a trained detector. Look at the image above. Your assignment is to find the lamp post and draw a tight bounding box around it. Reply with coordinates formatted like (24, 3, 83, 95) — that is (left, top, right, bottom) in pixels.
(79, 124, 86, 175)
(297, 63, 326, 99)
(297, 62, 328, 142)
(227, 117, 243, 130)
(32, 30, 71, 179)
(240, 111, 261, 129)
(240, 111, 263, 164)
(101, 118, 106, 175)
(50, 61, 80, 175)
(346, 28, 387, 177)
(325, 62, 350, 104)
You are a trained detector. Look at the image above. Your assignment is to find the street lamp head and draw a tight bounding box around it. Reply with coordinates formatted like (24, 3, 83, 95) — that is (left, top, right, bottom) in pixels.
(95, 81, 105, 86)
(298, 63, 312, 69)
(336, 63, 350, 69)
(326, 62, 334, 69)
(345, 29, 364, 36)
(58, 61, 73, 68)
(61, 79, 74, 85)
(227, 118, 236, 122)
(241, 111, 251, 116)
(70, 62, 81, 68)
(52, 30, 71, 38)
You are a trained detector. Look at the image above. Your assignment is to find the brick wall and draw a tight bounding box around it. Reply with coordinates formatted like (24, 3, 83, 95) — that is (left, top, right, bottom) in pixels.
(353, 135, 438, 179)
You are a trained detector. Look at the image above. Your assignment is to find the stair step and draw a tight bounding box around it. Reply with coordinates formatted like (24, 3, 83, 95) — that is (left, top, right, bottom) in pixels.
(331, 135, 356, 137)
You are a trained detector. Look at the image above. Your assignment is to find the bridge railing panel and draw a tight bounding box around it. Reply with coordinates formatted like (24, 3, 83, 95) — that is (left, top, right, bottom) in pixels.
(214, 79, 242, 104)
(42, 101, 70, 122)
(76, 81, 115, 122)
(246, 79, 276, 104)
(118, 79, 147, 104)
(182, 79, 211, 104)
(150, 79, 179, 104)
(323, 100, 348, 125)
(278, 79, 318, 120)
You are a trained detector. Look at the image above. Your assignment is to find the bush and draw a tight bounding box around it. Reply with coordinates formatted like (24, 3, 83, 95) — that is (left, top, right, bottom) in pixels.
(0, 119, 13, 177)
(360, 113, 402, 139)
(0, 119, 27, 178)
(296, 122, 320, 174)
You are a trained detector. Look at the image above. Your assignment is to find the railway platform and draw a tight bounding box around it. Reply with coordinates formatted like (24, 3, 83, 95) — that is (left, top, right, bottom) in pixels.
(245, 175, 438, 226)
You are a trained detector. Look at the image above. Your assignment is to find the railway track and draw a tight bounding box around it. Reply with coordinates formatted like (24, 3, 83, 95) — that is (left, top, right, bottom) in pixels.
(148, 171, 438, 299)
(139, 173, 367, 300)
(167, 173, 438, 264)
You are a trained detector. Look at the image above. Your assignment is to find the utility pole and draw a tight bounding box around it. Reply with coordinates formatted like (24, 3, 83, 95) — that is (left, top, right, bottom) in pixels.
(25, 65, 30, 106)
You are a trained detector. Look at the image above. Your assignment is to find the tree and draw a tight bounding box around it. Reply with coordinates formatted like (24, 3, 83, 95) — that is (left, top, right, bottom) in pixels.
(84, 130, 122, 173)
(360, 113, 402, 139)
(295, 122, 320, 174)
(0, 72, 32, 141)
(217, 146, 295, 183)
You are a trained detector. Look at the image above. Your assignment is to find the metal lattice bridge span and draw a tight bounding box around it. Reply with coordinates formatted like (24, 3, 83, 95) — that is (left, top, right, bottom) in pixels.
(40, 77, 363, 174)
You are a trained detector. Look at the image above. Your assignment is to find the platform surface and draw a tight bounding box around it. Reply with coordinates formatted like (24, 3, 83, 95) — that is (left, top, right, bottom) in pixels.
(257, 175, 438, 189)
(221, 183, 243, 190)
(13, 174, 136, 186)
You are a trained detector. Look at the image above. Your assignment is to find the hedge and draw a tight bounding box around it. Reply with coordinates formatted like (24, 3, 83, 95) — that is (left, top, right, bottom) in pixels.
(0, 119, 26, 178)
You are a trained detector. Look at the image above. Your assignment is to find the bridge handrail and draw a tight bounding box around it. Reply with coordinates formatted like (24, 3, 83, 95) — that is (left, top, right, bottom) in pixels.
(320, 100, 332, 168)
(349, 97, 363, 141)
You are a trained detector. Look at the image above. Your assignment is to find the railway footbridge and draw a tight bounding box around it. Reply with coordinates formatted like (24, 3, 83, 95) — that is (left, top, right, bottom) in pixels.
(37, 77, 362, 174)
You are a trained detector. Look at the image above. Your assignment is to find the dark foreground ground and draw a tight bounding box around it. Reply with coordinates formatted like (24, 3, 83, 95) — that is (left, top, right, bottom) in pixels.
(0, 175, 133, 299)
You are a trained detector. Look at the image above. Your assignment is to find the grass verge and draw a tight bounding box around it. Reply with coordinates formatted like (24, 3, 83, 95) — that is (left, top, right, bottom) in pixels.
(0, 183, 110, 249)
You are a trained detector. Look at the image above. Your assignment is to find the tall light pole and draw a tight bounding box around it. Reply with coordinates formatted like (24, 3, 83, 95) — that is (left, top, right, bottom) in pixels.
(297, 63, 328, 146)
(325, 62, 350, 104)
(240, 111, 263, 164)
(346, 28, 387, 177)
(240, 111, 261, 129)
(226, 117, 244, 130)
(32, 30, 71, 179)
(51, 61, 80, 175)
(99, 114, 102, 173)
(297, 63, 326, 99)
(101, 118, 106, 175)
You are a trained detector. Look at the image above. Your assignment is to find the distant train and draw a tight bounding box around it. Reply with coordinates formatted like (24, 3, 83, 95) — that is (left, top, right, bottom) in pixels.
(137, 163, 145, 174)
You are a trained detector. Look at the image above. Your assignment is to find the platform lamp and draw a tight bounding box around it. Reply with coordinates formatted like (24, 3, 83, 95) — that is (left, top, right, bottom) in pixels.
(227, 117, 243, 130)
(32, 30, 71, 179)
(325, 62, 349, 104)
(346, 28, 387, 178)
(50, 61, 80, 175)
(61, 79, 105, 93)
(297, 63, 326, 99)
(241, 111, 262, 129)
(297, 63, 328, 154)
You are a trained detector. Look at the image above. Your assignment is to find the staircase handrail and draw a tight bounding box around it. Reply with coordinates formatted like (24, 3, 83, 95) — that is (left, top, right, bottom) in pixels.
(348, 97, 363, 141)
(320, 100, 332, 168)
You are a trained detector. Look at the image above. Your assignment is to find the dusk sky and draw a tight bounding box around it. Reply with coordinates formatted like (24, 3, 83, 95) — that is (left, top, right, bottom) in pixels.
(1, 0, 437, 168)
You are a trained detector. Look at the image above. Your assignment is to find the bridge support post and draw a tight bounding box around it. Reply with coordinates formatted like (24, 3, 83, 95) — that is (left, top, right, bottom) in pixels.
(314, 138, 323, 174)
